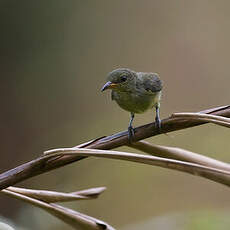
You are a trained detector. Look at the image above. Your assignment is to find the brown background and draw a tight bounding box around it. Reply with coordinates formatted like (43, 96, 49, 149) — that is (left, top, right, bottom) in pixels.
(1, 1, 230, 229)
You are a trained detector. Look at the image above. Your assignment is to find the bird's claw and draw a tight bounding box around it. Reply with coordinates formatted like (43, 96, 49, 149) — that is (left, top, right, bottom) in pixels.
(128, 126, 135, 143)
(155, 117, 161, 133)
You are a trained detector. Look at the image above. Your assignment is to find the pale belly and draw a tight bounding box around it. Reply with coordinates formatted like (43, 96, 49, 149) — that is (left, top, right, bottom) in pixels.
(112, 91, 161, 114)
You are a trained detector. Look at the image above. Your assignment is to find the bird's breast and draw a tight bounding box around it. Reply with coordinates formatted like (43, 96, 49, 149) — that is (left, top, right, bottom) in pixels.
(112, 90, 161, 114)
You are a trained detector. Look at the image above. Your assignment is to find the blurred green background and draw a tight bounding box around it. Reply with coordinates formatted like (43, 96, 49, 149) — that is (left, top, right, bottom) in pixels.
(1, 1, 230, 229)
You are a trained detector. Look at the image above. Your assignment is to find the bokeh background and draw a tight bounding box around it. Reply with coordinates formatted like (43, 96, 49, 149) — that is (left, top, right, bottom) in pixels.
(1, 1, 230, 229)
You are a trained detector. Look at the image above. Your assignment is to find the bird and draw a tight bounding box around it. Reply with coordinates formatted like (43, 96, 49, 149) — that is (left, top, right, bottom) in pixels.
(101, 68, 163, 142)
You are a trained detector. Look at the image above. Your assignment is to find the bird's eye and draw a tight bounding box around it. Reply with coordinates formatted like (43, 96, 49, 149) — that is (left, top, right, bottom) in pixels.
(120, 76, 127, 82)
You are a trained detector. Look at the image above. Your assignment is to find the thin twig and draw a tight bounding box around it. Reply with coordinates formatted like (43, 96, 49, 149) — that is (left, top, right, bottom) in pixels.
(5, 186, 106, 203)
(171, 112, 230, 128)
(0, 105, 229, 190)
(1, 189, 115, 230)
(43, 147, 230, 187)
(129, 141, 230, 171)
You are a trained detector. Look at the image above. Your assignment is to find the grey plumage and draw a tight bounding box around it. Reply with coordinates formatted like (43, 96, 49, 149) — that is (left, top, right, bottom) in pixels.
(141, 73, 162, 93)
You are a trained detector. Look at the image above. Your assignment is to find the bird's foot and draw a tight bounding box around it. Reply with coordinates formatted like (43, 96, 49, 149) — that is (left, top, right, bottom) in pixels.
(155, 117, 161, 133)
(128, 126, 135, 143)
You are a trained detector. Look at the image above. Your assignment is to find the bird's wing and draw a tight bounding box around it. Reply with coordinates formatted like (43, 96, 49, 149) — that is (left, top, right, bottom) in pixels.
(140, 73, 163, 93)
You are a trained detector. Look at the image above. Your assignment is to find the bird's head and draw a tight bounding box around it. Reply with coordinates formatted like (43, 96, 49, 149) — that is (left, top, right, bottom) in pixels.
(101, 68, 136, 92)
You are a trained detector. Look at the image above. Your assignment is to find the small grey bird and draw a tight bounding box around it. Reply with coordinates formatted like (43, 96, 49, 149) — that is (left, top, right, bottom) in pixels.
(101, 68, 163, 141)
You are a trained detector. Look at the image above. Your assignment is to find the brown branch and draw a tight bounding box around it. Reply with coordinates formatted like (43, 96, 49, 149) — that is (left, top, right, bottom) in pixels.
(5, 186, 106, 203)
(43, 148, 230, 187)
(2, 189, 115, 230)
(171, 112, 230, 128)
(0, 105, 229, 190)
(129, 141, 230, 171)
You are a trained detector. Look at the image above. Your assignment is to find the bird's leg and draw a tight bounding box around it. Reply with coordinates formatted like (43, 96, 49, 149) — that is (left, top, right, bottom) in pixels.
(128, 113, 135, 142)
(155, 105, 161, 132)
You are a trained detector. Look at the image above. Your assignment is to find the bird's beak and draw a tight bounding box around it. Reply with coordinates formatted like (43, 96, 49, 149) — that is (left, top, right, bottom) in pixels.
(101, 81, 118, 91)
